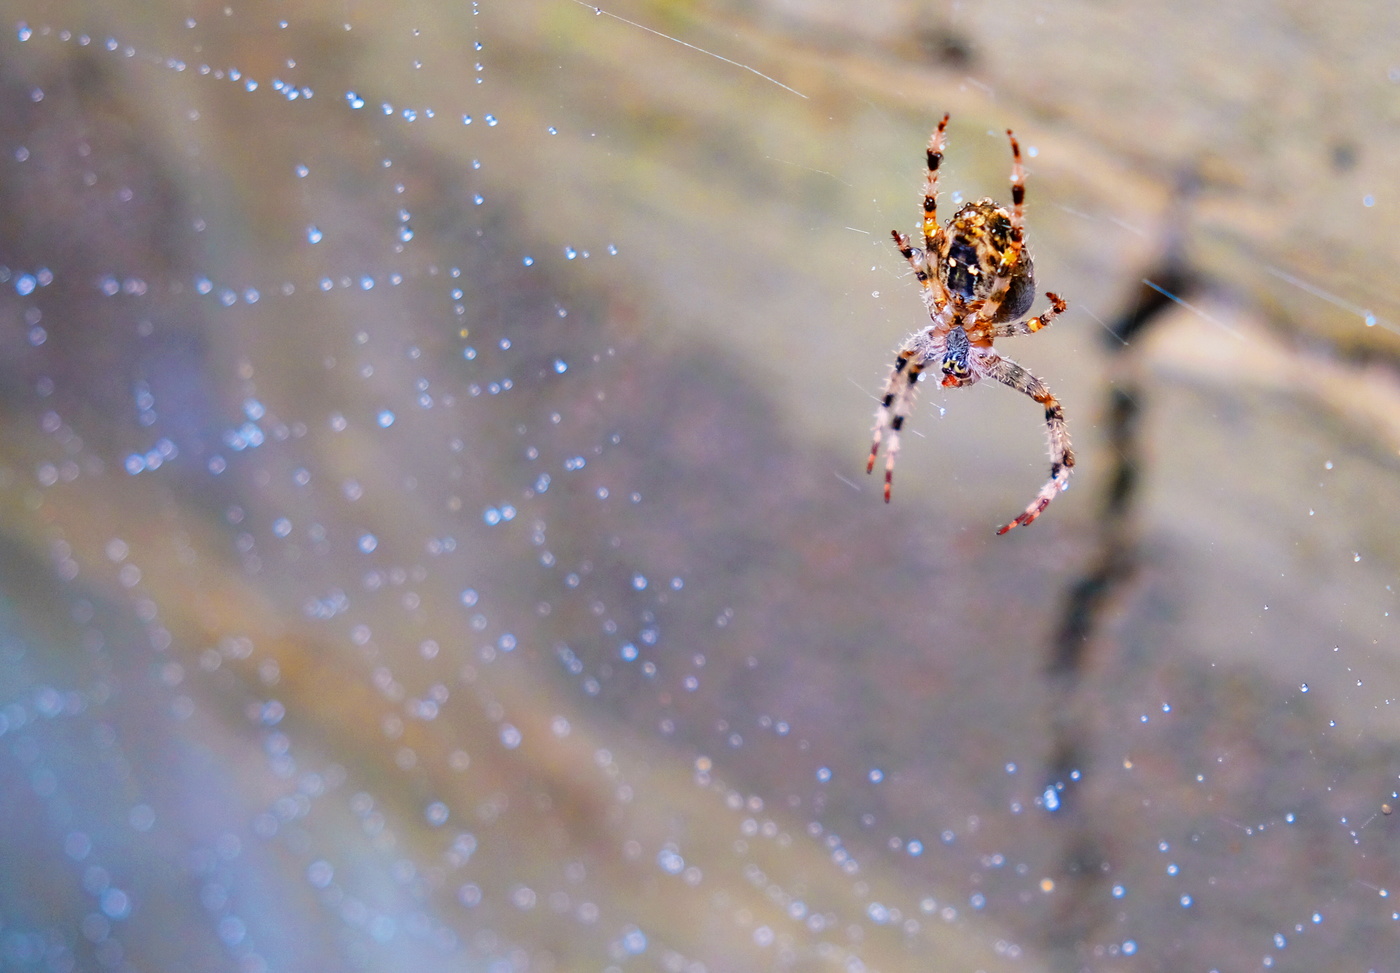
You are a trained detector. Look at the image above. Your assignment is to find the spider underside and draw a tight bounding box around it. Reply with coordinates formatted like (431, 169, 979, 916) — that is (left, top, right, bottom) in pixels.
(866, 113, 1073, 534)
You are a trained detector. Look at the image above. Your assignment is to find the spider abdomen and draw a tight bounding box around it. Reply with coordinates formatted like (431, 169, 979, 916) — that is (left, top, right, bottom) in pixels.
(990, 253, 1036, 322)
(939, 199, 1036, 321)
(944, 238, 986, 302)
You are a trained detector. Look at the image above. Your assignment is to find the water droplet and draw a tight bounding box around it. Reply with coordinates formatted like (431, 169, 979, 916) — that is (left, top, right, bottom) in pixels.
(358, 534, 377, 553)
(100, 888, 131, 920)
(307, 861, 333, 888)
(306, 225, 322, 243)
(621, 926, 646, 954)
(128, 805, 155, 832)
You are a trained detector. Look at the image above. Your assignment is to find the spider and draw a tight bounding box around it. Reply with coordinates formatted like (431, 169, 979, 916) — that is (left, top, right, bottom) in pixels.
(866, 113, 1073, 534)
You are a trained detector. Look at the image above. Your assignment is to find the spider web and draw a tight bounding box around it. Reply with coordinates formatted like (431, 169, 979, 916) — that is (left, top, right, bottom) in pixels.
(1, 2, 1398, 973)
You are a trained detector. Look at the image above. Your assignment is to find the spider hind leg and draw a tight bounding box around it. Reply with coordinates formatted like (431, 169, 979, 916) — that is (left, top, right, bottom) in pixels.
(868, 347, 928, 502)
(981, 354, 1074, 534)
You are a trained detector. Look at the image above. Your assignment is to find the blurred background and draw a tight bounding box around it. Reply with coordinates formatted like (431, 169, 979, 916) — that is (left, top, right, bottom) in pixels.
(1, 1, 1399, 971)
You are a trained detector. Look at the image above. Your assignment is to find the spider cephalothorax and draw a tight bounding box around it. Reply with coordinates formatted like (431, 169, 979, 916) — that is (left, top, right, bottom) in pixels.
(866, 114, 1073, 534)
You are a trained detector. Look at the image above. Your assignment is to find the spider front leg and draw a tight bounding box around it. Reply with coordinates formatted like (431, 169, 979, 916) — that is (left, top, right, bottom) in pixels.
(890, 230, 928, 284)
(978, 353, 1074, 534)
(867, 341, 933, 502)
(890, 230, 939, 311)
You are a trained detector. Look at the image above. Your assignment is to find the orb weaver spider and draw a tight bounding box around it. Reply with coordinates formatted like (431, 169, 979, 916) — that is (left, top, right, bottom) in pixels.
(866, 114, 1072, 534)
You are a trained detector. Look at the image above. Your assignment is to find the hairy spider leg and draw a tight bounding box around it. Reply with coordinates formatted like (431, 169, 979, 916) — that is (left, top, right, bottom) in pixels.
(890, 230, 933, 307)
(922, 113, 951, 252)
(866, 351, 908, 475)
(1005, 128, 1026, 245)
(881, 357, 928, 502)
(867, 348, 929, 502)
(982, 355, 1074, 534)
(975, 292, 1069, 342)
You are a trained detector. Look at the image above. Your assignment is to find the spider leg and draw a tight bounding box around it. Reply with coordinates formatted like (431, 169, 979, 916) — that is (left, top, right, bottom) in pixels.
(979, 352, 1074, 534)
(1005, 128, 1026, 243)
(922, 113, 950, 252)
(891, 230, 929, 287)
(977, 292, 1068, 341)
(868, 341, 935, 502)
(867, 351, 909, 476)
(892, 229, 958, 316)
